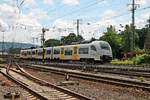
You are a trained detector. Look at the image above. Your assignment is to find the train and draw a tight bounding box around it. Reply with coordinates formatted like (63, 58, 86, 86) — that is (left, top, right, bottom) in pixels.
(20, 40, 113, 63)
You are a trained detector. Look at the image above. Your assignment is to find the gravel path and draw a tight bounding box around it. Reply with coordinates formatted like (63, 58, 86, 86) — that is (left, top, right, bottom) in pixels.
(24, 68, 150, 100)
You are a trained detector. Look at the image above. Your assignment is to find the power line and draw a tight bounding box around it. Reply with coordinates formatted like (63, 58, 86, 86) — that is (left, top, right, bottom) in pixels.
(76, 5, 150, 25)
(54, 0, 105, 19)
(138, 5, 150, 11)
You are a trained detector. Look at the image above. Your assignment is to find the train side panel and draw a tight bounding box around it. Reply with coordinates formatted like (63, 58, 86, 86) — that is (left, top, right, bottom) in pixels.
(45, 47, 52, 60)
(53, 47, 60, 60)
(20, 40, 113, 63)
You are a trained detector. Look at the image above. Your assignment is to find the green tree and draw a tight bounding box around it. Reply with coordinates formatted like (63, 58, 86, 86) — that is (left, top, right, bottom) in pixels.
(121, 25, 132, 52)
(76, 34, 84, 42)
(9, 48, 21, 54)
(61, 33, 84, 45)
(136, 28, 148, 49)
(144, 29, 150, 51)
(100, 25, 123, 58)
(44, 39, 60, 47)
(121, 25, 139, 52)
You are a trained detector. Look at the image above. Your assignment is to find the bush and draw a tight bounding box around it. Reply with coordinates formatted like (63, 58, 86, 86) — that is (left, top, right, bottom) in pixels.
(132, 54, 150, 64)
(111, 53, 150, 65)
(111, 59, 133, 65)
(134, 48, 146, 55)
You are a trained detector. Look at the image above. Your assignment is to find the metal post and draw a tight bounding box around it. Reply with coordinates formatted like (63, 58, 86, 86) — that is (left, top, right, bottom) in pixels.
(127, 0, 139, 51)
(74, 19, 82, 36)
(132, 0, 135, 51)
(144, 16, 150, 51)
(41, 28, 49, 64)
(2, 31, 4, 57)
(77, 19, 79, 36)
(42, 28, 45, 64)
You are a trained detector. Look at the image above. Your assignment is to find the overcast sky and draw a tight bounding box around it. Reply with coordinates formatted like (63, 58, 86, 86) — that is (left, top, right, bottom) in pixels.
(0, 0, 150, 45)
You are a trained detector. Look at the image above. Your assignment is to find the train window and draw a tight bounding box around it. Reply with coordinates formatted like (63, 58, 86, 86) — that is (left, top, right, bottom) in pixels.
(23, 52, 27, 56)
(61, 48, 64, 54)
(28, 51, 31, 55)
(21, 52, 24, 55)
(74, 47, 77, 54)
(79, 48, 89, 54)
(65, 49, 72, 55)
(54, 49, 60, 54)
(24, 53, 27, 56)
(32, 51, 35, 55)
(100, 43, 110, 50)
(91, 45, 97, 51)
(47, 50, 51, 54)
(38, 51, 42, 55)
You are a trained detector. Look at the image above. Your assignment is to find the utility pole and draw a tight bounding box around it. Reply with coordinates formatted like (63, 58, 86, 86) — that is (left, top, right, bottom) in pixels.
(32, 37, 35, 44)
(77, 19, 80, 36)
(131, 0, 135, 51)
(128, 0, 140, 51)
(41, 28, 49, 64)
(2, 31, 4, 57)
(74, 19, 82, 36)
(147, 16, 150, 28)
(144, 16, 150, 51)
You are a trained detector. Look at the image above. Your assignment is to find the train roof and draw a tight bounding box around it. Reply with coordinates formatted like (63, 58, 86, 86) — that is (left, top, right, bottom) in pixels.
(21, 40, 109, 51)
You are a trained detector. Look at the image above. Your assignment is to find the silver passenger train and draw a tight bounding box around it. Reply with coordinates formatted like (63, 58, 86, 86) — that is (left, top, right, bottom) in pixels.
(20, 41, 113, 63)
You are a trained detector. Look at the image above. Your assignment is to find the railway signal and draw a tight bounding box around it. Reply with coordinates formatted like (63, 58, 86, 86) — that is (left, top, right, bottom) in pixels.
(41, 28, 49, 64)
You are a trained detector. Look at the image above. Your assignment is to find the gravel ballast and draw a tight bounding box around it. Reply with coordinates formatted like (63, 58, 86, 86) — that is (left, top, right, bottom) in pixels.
(24, 68, 150, 100)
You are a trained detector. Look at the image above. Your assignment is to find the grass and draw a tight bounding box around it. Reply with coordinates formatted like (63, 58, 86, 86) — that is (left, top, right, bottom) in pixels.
(111, 59, 134, 65)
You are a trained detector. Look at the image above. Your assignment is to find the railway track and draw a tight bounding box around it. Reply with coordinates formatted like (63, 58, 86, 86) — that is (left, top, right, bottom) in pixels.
(1, 65, 47, 100)
(0, 61, 92, 100)
(20, 64, 150, 92)
(22, 61, 150, 78)
(19, 60, 150, 72)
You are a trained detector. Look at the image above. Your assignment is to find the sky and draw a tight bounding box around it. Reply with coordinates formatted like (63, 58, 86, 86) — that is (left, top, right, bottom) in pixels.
(0, 0, 150, 45)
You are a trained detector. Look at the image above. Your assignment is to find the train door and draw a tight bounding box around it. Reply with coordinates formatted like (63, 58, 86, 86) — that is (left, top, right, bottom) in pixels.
(35, 49, 38, 59)
(51, 47, 53, 60)
(60, 47, 64, 60)
(72, 46, 79, 60)
(90, 45, 99, 60)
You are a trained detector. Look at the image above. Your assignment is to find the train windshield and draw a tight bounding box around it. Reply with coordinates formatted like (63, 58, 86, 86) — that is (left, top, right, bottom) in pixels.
(100, 43, 110, 50)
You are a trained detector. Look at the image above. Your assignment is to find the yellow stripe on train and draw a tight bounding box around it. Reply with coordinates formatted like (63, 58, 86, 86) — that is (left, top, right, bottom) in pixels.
(72, 45, 80, 60)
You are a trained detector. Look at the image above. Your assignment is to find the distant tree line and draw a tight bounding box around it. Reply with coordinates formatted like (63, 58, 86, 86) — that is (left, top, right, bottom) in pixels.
(44, 33, 84, 47)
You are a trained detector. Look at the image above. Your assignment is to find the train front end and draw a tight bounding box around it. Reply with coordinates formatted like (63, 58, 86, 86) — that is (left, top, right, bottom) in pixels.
(99, 41, 113, 62)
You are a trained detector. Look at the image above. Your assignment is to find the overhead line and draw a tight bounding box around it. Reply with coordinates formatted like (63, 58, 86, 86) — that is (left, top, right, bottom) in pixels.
(77, 5, 150, 23)
(54, 0, 105, 19)
(101, 5, 150, 20)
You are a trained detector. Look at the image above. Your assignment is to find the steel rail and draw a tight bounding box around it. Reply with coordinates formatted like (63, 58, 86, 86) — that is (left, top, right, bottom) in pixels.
(21, 62, 150, 78)
(14, 62, 92, 100)
(20, 61, 150, 72)
(1, 65, 48, 100)
(22, 64, 150, 92)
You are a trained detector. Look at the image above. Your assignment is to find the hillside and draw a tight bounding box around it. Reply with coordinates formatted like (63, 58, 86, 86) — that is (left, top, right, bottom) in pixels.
(0, 42, 38, 50)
